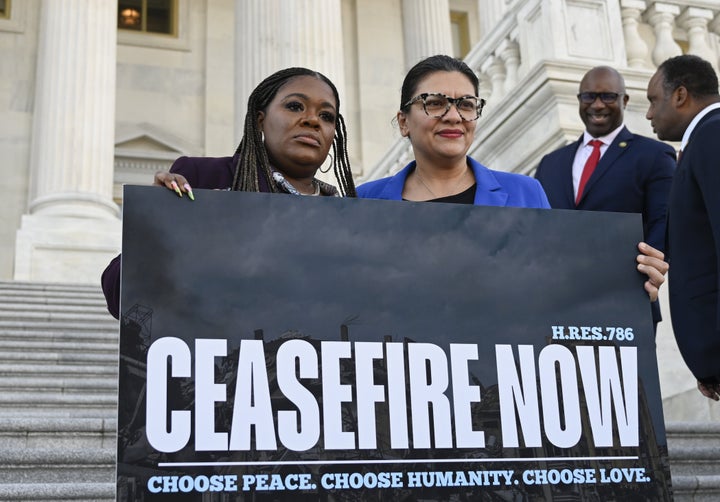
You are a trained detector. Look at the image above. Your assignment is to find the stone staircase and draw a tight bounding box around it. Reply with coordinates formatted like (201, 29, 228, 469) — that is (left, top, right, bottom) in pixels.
(0, 280, 718, 501)
(666, 422, 720, 501)
(0, 281, 116, 501)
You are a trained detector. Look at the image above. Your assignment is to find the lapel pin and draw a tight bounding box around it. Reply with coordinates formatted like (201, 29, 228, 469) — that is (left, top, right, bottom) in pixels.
(619, 142, 627, 148)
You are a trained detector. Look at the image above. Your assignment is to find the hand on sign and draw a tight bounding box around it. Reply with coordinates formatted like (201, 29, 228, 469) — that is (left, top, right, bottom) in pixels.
(154, 171, 195, 201)
(636, 242, 668, 302)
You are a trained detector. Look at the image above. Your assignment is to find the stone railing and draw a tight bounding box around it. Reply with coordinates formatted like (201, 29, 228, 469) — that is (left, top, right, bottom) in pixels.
(627, 0, 720, 69)
(360, 0, 720, 183)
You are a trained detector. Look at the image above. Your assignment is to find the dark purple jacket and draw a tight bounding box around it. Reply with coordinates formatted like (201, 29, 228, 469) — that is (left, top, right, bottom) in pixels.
(101, 155, 239, 319)
(101, 155, 338, 318)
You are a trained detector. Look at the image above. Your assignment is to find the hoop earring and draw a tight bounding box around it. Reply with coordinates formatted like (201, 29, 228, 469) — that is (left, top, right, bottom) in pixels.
(320, 153, 333, 173)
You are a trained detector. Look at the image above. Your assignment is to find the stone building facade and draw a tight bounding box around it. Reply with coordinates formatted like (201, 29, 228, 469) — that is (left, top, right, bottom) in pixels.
(1, 0, 719, 419)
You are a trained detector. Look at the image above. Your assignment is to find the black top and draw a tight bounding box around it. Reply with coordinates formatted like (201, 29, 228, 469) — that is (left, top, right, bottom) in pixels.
(404, 184, 477, 204)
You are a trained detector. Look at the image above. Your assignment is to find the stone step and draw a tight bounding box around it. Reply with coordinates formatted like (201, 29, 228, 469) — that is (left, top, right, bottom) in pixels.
(0, 291, 107, 303)
(0, 408, 115, 419)
(0, 448, 114, 483)
(667, 422, 720, 480)
(0, 391, 117, 418)
(0, 417, 116, 449)
(0, 362, 117, 378)
(0, 281, 105, 293)
(0, 482, 115, 501)
(671, 475, 720, 502)
(0, 339, 117, 354)
(666, 422, 720, 449)
(0, 288, 106, 302)
(0, 320, 117, 333)
(0, 390, 117, 404)
(0, 304, 109, 317)
(0, 376, 117, 392)
(0, 329, 118, 342)
(0, 291, 102, 301)
(666, 422, 720, 501)
(0, 350, 117, 364)
(0, 310, 115, 324)
(668, 446, 720, 476)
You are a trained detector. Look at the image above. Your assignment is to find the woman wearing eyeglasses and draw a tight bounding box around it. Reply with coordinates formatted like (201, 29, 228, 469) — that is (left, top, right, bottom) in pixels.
(358, 55, 668, 304)
(357, 54, 549, 208)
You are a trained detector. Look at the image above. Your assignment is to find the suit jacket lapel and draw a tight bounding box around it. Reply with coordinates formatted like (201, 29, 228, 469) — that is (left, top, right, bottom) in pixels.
(469, 158, 508, 206)
(562, 138, 582, 206)
(582, 127, 632, 198)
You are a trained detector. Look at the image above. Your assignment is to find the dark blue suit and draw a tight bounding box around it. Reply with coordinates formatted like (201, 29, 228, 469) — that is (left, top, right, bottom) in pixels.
(535, 126, 676, 325)
(535, 127, 675, 250)
(667, 108, 720, 384)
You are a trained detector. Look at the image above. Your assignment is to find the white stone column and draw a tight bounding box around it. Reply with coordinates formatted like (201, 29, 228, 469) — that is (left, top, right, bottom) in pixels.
(678, 7, 718, 72)
(235, 0, 279, 131)
(478, 73, 493, 105)
(205, 0, 235, 156)
(477, 0, 505, 39)
(711, 14, 720, 70)
(498, 38, 520, 93)
(401, 0, 453, 69)
(15, 0, 120, 283)
(481, 55, 507, 104)
(644, 3, 682, 66)
(621, 0, 650, 68)
(234, 0, 345, 184)
(235, 0, 345, 141)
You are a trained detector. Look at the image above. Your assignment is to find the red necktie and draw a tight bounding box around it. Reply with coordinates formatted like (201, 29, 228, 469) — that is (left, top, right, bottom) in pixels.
(576, 139, 603, 205)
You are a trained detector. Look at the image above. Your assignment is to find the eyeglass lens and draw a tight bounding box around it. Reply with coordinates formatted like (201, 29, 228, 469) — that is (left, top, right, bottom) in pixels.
(577, 92, 621, 104)
(423, 94, 481, 120)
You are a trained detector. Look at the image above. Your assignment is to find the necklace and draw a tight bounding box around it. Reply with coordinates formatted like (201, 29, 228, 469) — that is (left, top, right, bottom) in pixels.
(307, 180, 320, 196)
(415, 167, 469, 199)
(272, 172, 320, 196)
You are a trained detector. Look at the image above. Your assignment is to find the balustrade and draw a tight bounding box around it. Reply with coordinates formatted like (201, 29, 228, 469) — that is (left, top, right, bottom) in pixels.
(362, 0, 720, 182)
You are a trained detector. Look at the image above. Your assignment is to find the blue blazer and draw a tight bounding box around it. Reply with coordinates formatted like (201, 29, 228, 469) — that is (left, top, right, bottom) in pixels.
(667, 108, 720, 384)
(357, 157, 550, 209)
(535, 127, 675, 251)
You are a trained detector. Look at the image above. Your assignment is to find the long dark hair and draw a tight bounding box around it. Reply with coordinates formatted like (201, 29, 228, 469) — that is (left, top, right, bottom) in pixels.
(231, 67, 356, 197)
(399, 55, 480, 112)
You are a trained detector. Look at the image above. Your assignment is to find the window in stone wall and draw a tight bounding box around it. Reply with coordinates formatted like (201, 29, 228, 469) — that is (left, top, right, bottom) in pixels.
(118, 0, 176, 36)
(0, 0, 9, 19)
(451, 10, 471, 59)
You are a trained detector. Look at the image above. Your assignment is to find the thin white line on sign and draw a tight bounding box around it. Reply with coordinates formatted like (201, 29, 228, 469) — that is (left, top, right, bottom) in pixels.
(158, 456, 640, 467)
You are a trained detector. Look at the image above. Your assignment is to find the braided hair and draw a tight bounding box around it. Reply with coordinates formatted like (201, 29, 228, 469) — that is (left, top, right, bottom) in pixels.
(230, 67, 356, 197)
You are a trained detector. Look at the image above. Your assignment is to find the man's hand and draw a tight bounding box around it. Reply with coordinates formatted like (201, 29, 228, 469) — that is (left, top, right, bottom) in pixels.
(697, 380, 720, 401)
(637, 242, 668, 302)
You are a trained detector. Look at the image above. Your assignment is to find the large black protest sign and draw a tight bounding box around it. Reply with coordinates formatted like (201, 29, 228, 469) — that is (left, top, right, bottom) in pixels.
(117, 185, 672, 501)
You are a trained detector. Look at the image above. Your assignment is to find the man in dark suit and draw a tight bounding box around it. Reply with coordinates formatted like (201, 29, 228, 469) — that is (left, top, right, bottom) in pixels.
(646, 55, 720, 401)
(535, 66, 676, 327)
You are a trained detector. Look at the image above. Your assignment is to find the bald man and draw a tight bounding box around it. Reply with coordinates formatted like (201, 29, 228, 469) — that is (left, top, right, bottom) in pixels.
(535, 66, 676, 327)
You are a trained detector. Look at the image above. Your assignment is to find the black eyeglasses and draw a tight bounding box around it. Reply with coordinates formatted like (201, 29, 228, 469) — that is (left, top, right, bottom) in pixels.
(403, 93, 486, 121)
(577, 92, 624, 104)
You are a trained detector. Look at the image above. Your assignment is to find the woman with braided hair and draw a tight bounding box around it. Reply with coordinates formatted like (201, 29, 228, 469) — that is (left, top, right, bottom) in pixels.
(156, 66, 355, 197)
(101, 67, 356, 319)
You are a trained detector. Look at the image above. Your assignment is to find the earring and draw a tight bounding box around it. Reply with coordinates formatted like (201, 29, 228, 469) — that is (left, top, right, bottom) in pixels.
(320, 153, 334, 173)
